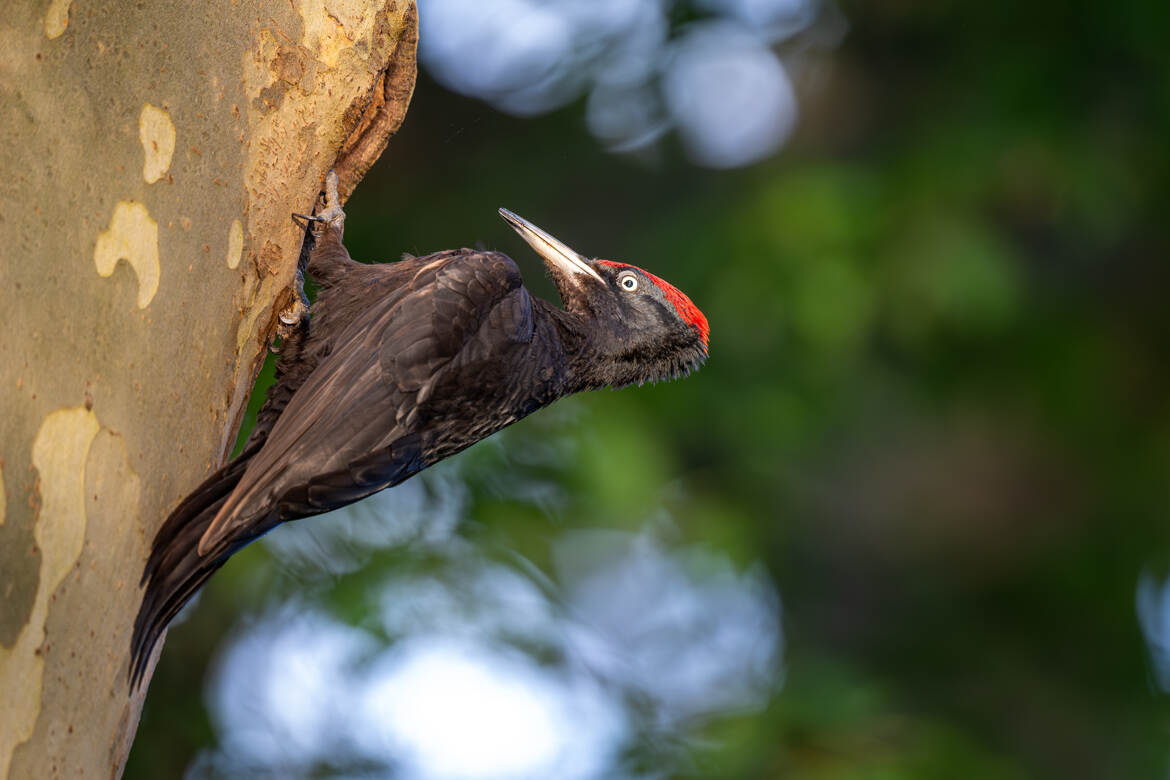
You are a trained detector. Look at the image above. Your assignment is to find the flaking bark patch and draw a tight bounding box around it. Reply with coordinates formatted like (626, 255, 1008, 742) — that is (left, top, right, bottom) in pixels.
(138, 105, 176, 184)
(226, 219, 244, 269)
(93, 202, 160, 309)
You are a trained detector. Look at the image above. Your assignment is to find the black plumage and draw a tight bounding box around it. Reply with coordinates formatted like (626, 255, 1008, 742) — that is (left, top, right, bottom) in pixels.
(130, 175, 708, 686)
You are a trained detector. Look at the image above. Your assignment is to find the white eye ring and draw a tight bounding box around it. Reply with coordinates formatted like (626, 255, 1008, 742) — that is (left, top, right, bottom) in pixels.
(618, 273, 638, 291)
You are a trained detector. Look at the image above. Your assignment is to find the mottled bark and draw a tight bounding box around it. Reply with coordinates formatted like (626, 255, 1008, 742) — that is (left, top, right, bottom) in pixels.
(0, 1, 416, 775)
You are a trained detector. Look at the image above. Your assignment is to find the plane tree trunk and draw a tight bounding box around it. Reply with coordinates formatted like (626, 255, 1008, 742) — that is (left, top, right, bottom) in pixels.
(0, 1, 416, 775)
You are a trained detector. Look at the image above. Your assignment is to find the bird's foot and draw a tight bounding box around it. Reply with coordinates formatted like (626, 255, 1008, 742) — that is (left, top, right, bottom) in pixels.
(291, 170, 346, 238)
(274, 267, 310, 350)
(315, 169, 345, 236)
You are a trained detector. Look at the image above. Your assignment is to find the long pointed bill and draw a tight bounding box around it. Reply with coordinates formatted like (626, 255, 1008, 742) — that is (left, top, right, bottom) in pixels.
(499, 208, 604, 284)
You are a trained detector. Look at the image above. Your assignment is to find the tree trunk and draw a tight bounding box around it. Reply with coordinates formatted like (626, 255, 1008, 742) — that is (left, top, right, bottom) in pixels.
(0, 1, 416, 775)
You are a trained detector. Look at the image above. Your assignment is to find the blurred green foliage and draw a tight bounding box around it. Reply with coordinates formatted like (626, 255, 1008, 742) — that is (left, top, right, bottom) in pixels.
(128, 0, 1170, 777)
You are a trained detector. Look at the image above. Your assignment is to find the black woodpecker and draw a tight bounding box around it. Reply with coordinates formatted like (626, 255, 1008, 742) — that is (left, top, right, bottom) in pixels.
(131, 172, 709, 686)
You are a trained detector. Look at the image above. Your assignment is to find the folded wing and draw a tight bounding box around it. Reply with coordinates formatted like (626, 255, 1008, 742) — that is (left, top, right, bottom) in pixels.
(197, 250, 533, 555)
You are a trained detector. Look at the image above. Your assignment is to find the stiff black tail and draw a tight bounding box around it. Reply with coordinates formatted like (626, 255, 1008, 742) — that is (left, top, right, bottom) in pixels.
(129, 443, 261, 688)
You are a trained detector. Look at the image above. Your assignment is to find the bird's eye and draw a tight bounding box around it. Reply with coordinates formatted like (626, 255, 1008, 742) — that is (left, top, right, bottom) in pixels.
(618, 273, 638, 291)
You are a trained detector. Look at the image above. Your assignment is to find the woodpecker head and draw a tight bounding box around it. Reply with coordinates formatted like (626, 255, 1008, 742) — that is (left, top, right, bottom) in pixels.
(500, 208, 709, 388)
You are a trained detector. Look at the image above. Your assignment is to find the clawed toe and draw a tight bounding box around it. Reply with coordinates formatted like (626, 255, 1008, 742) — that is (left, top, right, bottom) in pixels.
(324, 170, 340, 205)
(279, 301, 306, 326)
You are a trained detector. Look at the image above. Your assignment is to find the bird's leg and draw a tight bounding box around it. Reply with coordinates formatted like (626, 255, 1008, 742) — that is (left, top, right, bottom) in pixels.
(290, 168, 357, 291)
(295, 169, 358, 285)
(278, 169, 347, 347)
(279, 176, 339, 349)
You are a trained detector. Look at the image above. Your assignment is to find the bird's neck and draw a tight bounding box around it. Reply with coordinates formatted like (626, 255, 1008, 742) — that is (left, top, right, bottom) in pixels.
(532, 300, 609, 394)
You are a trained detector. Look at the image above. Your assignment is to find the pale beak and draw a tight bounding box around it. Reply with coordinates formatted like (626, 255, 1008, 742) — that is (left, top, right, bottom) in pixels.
(499, 208, 604, 284)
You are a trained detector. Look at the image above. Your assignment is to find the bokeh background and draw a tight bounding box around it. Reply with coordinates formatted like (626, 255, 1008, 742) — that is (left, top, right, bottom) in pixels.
(126, 0, 1170, 777)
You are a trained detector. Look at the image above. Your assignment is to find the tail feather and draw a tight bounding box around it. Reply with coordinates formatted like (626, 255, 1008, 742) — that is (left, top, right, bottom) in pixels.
(130, 444, 262, 689)
(140, 445, 257, 586)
